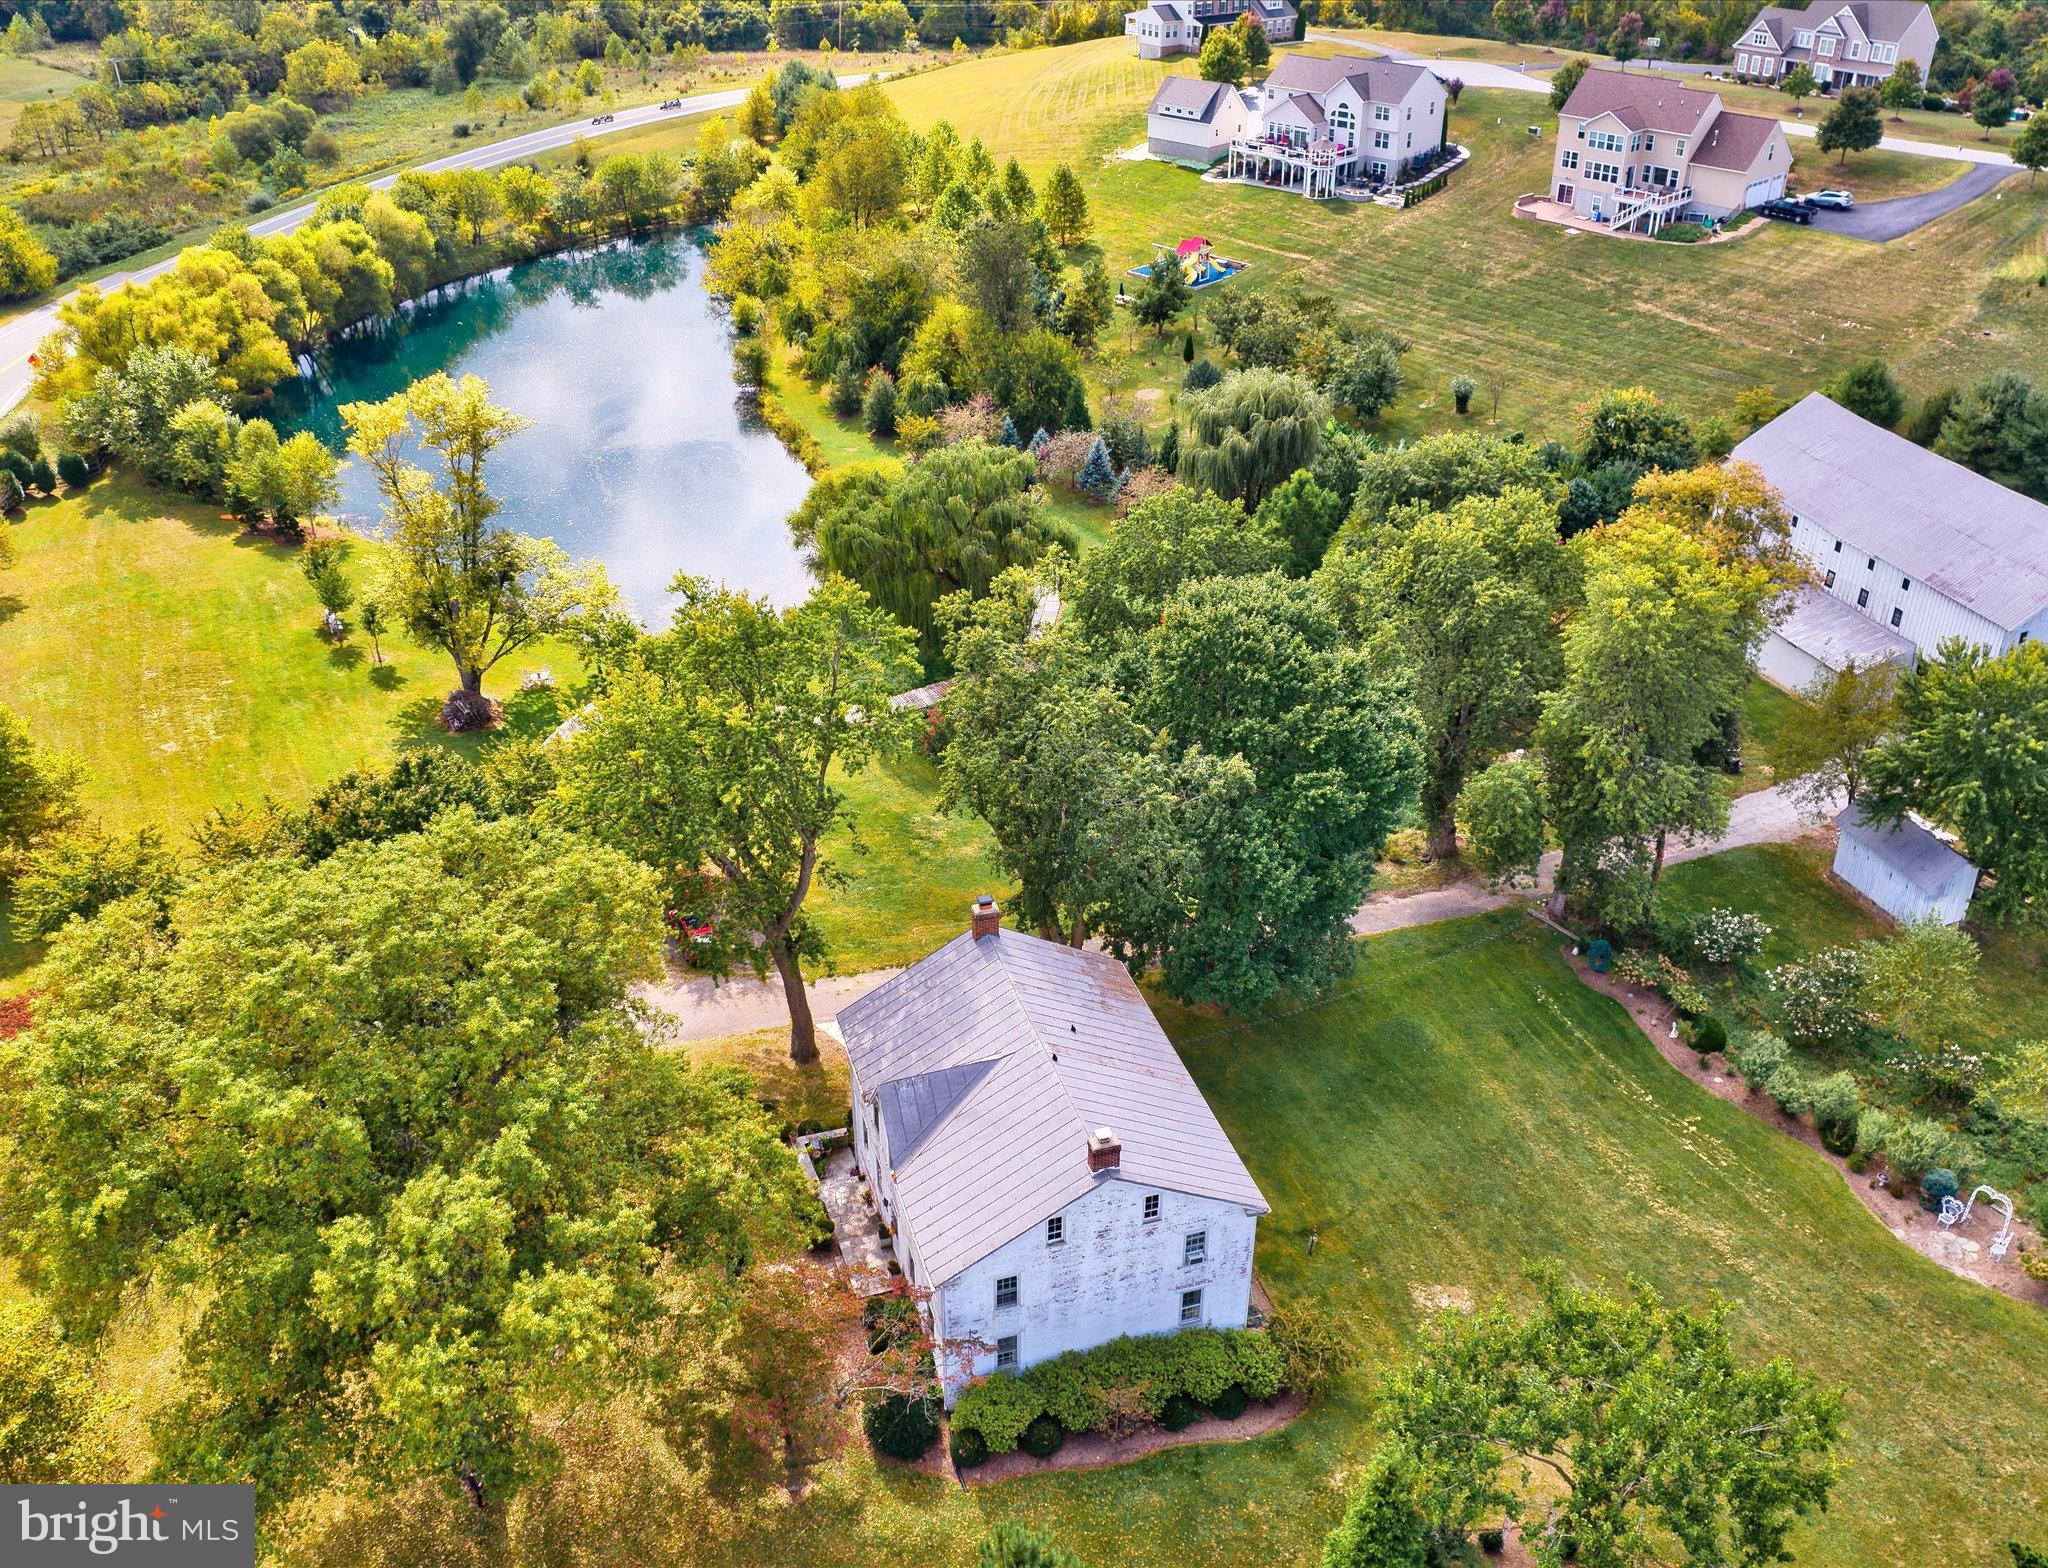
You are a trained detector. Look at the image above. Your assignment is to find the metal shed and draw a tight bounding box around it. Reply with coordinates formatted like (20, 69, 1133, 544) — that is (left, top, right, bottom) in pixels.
(1831, 801, 1977, 927)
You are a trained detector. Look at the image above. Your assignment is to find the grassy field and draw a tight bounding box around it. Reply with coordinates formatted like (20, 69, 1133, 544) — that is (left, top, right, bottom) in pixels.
(667, 909, 2048, 1568)
(0, 52, 82, 139)
(875, 39, 2048, 444)
(0, 476, 1004, 980)
(1788, 142, 1969, 202)
(1738, 672, 1808, 793)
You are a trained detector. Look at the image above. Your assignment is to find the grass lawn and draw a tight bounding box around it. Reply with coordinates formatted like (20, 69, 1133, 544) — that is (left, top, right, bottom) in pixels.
(685, 1023, 851, 1127)
(876, 39, 2048, 444)
(0, 476, 575, 836)
(684, 910, 2048, 1568)
(1738, 671, 1809, 794)
(0, 52, 82, 139)
(1789, 142, 1970, 203)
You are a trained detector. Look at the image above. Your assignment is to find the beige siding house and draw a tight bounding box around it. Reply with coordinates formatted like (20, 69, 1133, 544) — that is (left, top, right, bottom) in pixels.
(1733, 0, 1938, 89)
(1550, 68, 1789, 232)
(1145, 75, 1256, 164)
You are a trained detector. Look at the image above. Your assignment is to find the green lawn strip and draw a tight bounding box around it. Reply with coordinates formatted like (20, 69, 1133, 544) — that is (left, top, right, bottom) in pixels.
(1737, 672, 1808, 794)
(702, 910, 2048, 1568)
(882, 40, 2048, 443)
(0, 475, 577, 835)
(0, 53, 83, 138)
(684, 1024, 851, 1129)
(1789, 142, 1971, 203)
(810, 752, 1012, 972)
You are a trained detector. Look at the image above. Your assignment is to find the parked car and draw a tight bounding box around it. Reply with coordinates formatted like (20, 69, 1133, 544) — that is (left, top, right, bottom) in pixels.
(2013, 106, 2034, 122)
(1805, 189, 1855, 209)
(1761, 198, 1816, 224)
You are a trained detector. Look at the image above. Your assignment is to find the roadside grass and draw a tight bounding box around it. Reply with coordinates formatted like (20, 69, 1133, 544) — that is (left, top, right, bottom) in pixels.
(1299, 25, 1594, 68)
(1790, 142, 1970, 203)
(1655, 69, 2022, 154)
(878, 39, 2048, 443)
(688, 909, 2048, 1568)
(0, 53, 82, 139)
(0, 475, 575, 836)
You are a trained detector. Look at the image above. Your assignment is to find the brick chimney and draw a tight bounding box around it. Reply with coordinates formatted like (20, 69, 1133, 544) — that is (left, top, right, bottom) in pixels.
(970, 893, 1002, 940)
(1087, 1127, 1121, 1174)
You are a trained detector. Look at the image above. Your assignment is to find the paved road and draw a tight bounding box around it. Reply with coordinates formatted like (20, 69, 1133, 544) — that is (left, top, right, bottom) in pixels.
(1804, 158, 2018, 239)
(0, 75, 871, 416)
(647, 780, 1842, 1041)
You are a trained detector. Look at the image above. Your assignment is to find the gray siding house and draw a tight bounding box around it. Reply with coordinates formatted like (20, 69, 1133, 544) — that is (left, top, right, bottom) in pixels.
(1733, 393, 2048, 686)
(1127, 0, 1296, 60)
(832, 897, 1269, 1403)
(1832, 801, 1977, 925)
(1734, 0, 1939, 89)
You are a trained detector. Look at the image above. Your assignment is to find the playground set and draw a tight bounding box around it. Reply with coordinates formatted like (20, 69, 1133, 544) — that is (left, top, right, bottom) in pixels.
(1127, 237, 1247, 290)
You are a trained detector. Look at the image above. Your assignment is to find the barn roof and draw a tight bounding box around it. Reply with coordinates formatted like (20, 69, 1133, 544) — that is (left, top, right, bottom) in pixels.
(836, 919, 1268, 1285)
(1733, 394, 2048, 631)
(1771, 585, 1914, 670)
(1835, 800, 1976, 894)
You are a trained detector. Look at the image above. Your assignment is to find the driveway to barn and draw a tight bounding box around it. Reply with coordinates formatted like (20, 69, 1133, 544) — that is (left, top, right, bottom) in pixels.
(644, 780, 1843, 1041)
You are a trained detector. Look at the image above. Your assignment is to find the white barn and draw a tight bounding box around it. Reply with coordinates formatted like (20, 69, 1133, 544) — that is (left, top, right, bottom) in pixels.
(1733, 394, 2048, 689)
(1832, 801, 1978, 926)
(832, 897, 1268, 1403)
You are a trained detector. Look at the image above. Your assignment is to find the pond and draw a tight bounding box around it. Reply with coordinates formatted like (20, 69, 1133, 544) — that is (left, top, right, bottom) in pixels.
(275, 231, 814, 626)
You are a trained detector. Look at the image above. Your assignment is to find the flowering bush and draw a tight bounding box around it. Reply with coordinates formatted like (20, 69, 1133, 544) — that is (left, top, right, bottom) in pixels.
(1769, 947, 1869, 1050)
(1033, 429, 1094, 485)
(1886, 1041, 1986, 1105)
(939, 393, 1004, 447)
(1682, 906, 1772, 967)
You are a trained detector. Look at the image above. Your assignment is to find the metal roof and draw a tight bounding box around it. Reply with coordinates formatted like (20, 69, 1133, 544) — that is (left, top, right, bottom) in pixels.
(1733, 393, 2048, 631)
(1771, 584, 1915, 669)
(836, 925, 1269, 1286)
(1835, 800, 1975, 894)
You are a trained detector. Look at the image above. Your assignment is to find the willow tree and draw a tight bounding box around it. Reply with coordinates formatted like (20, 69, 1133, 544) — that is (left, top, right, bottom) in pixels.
(1176, 368, 1327, 513)
(792, 440, 1063, 670)
(343, 372, 614, 730)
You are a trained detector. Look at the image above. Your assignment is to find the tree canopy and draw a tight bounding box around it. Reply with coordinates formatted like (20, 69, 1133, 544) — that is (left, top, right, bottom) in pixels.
(0, 812, 817, 1513)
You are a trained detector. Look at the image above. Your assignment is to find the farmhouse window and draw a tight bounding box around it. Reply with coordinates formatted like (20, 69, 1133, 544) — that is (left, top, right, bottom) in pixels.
(1143, 1193, 1161, 1222)
(1180, 1289, 1204, 1324)
(1046, 1216, 1064, 1246)
(1857, 589, 1870, 608)
(1184, 1230, 1208, 1265)
(995, 1275, 1019, 1309)
(996, 1335, 1018, 1370)
(1891, 607, 1903, 627)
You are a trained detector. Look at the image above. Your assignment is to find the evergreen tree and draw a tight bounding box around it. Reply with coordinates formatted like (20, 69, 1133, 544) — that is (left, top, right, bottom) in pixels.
(1077, 436, 1116, 499)
(1823, 357, 1905, 428)
(1039, 162, 1091, 246)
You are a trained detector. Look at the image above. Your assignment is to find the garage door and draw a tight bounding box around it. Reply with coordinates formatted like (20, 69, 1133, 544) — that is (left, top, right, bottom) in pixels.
(1745, 172, 1786, 207)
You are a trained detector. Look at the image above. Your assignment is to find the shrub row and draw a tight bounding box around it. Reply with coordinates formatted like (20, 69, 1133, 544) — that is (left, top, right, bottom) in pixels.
(950, 1327, 1284, 1461)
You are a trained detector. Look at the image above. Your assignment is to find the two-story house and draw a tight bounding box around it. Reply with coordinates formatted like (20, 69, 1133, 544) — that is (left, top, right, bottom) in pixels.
(1732, 1, 1938, 90)
(1733, 393, 2048, 691)
(1126, 0, 1297, 60)
(1550, 68, 1790, 233)
(1145, 50, 1447, 191)
(833, 896, 1269, 1402)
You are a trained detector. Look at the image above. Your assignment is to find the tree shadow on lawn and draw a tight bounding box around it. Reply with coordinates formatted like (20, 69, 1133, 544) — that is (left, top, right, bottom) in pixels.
(0, 591, 24, 626)
(386, 680, 570, 759)
(323, 638, 367, 672)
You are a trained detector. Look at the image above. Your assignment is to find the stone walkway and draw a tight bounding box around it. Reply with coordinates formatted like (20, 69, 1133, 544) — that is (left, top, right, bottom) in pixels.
(816, 1146, 894, 1295)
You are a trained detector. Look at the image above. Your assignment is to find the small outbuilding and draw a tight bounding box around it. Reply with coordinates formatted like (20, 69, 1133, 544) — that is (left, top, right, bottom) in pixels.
(1831, 800, 1978, 927)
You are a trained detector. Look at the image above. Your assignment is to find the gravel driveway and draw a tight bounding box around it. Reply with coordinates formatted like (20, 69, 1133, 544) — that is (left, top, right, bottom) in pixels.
(1804, 161, 2020, 241)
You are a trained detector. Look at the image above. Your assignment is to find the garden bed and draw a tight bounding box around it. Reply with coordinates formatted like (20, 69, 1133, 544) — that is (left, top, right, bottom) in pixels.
(955, 1390, 1307, 1485)
(1567, 939, 2048, 1309)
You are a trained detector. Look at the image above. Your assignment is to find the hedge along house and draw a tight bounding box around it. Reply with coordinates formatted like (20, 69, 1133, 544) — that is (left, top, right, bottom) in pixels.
(831, 897, 1269, 1404)
(1831, 801, 1978, 926)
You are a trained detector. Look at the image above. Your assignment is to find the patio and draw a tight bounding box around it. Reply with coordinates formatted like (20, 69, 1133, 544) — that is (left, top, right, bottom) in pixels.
(813, 1143, 895, 1296)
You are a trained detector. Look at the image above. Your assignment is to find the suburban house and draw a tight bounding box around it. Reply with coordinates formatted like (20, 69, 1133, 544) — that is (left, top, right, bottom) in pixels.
(1732, 0, 1939, 89)
(1831, 801, 1978, 926)
(1145, 75, 1256, 164)
(1549, 68, 1790, 232)
(1144, 51, 1447, 191)
(1734, 393, 2048, 689)
(832, 897, 1269, 1402)
(1126, 0, 1297, 60)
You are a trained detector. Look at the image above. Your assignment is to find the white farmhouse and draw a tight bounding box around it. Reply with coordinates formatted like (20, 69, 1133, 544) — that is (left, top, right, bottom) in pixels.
(1733, 393, 2048, 689)
(1832, 801, 1978, 926)
(833, 896, 1269, 1403)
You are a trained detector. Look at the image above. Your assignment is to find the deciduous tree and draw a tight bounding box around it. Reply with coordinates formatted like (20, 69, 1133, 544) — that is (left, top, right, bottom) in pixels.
(1318, 486, 1574, 860)
(1177, 368, 1327, 512)
(1860, 639, 2048, 925)
(1770, 658, 1899, 814)
(343, 372, 615, 729)
(1879, 58, 1922, 119)
(551, 579, 918, 1063)
(1376, 1269, 1841, 1567)
(1818, 86, 1883, 164)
